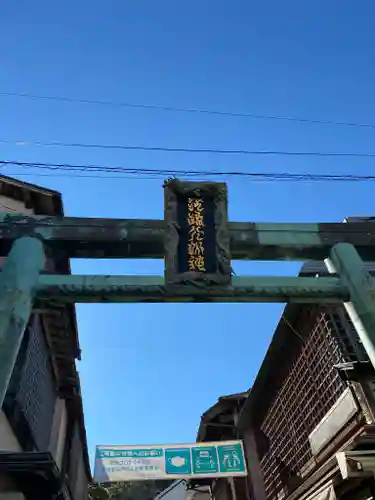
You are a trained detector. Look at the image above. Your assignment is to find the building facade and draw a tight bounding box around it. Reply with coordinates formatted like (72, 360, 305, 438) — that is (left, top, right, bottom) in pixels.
(197, 392, 250, 500)
(198, 229, 375, 500)
(0, 176, 91, 500)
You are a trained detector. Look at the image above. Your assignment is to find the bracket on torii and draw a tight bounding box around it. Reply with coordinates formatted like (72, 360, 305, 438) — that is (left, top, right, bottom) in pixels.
(0, 179, 375, 407)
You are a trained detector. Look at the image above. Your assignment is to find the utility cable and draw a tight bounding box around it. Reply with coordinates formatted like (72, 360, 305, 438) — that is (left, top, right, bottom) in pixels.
(3, 139, 375, 157)
(1, 91, 375, 130)
(2, 160, 375, 183)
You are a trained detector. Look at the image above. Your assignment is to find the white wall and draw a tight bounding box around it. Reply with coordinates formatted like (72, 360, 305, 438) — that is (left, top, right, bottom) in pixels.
(0, 195, 33, 215)
(0, 411, 21, 452)
(49, 398, 68, 470)
(74, 455, 88, 500)
(0, 412, 23, 497)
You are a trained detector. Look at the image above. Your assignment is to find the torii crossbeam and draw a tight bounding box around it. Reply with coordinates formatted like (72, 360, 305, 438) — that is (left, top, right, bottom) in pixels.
(0, 180, 374, 412)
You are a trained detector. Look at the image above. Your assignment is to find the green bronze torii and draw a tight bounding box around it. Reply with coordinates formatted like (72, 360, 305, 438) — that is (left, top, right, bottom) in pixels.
(0, 180, 374, 412)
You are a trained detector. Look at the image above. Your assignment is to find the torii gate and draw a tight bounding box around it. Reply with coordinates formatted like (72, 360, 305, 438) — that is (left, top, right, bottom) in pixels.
(0, 178, 374, 411)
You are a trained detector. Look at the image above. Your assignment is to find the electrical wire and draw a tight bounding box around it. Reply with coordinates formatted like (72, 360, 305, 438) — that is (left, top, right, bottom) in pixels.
(1, 91, 375, 130)
(3, 139, 375, 157)
(282, 315, 305, 342)
(1, 159, 375, 183)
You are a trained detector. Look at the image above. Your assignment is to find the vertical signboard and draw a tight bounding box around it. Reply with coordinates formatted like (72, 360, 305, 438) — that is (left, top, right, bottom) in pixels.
(163, 180, 231, 286)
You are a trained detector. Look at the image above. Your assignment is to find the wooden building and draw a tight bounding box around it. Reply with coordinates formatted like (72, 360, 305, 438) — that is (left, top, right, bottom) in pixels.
(0, 176, 91, 500)
(240, 256, 375, 500)
(197, 392, 250, 500)
(199, 247, 375, 500)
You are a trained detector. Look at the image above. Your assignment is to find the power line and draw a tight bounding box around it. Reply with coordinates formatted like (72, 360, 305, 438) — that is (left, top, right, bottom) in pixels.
(4, 172, 166, 180)
(3, 139, 375, 157)
(1, 91, 374, 130)
(2, 159, 375, 182)
(8, 171, 368, 183)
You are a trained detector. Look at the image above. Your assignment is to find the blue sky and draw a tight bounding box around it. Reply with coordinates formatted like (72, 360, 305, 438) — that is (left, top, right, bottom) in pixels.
(2, 0, 375, 464)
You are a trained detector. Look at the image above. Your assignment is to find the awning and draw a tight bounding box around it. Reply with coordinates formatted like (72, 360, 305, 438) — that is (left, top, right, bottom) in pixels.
(302, 482, 336, 500)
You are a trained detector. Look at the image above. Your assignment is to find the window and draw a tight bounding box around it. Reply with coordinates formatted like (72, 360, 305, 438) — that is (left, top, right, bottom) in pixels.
(3, 315, 56, 451)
